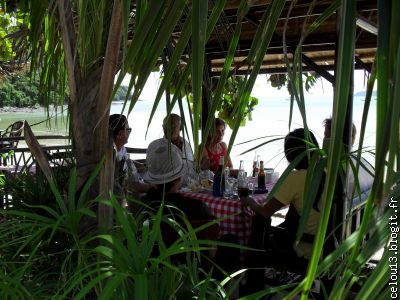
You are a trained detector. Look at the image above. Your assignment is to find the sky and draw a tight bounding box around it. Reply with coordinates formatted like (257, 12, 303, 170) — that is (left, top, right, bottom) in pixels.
(123, 69, 373, 102)
(119, 69, 376, 173)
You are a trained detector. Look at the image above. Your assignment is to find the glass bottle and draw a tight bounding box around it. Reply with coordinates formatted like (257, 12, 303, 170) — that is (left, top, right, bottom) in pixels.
(258, 160, 266, 190)
(252, 151, 257, 177)
(238, 160, 245, 182)
(237, 160, 248, 196)
(212, 155, 225, 197)
(239, 160, 245, 173)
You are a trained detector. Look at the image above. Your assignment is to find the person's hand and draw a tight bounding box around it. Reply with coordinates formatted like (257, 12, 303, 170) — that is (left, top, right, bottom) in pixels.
(229, 168, 239, 178)
(240, 195, 254, 207)
(146, 183, 158, 190)
(200, 156, 211, 170)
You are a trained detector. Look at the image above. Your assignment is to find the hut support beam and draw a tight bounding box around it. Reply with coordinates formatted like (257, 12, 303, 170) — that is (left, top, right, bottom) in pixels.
(301, 53, 335, 85)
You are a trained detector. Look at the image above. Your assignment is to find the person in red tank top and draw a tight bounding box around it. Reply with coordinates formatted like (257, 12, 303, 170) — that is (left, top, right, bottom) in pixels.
(200, 118, 233, 173)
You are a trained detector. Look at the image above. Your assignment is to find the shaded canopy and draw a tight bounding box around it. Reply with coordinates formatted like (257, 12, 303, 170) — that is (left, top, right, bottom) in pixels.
(171, 0, 376, 79)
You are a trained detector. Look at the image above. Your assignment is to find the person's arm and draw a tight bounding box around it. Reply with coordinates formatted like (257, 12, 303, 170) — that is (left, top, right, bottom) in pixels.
(183, 139, 194, 162)
(130, 181, 156, 193)
(241, 196, 285, 218)
(132, 160, 146, 173)
(221, 142, 233, 169)
(198, 144, 211, 170)
(227, 157, 233, 169)
(126, 160, 156, 192)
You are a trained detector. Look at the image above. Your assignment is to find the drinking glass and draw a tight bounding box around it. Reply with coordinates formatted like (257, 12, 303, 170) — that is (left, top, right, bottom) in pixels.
(187, 173, 201, 192)
(199, 169, 213, 189)
(224, 177, 236, 199)
(237, 181, 254, 198)
(265, 168, 274, 184)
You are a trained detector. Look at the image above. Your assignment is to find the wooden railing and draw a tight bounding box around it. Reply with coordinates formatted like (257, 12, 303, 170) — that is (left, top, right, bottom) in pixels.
(0, 135, 73, 209)
(0, 136, 148, 208)
(0, 138, 147, 168)
(0, 135, 72, 169)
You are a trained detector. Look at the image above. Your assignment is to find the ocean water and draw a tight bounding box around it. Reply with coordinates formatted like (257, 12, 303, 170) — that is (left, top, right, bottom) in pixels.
(1, 80, 376, 175)
(113, 93, 376, 175)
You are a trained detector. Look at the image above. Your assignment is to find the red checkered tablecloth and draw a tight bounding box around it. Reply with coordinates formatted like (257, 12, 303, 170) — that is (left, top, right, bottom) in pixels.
(180, 182, 276, 262)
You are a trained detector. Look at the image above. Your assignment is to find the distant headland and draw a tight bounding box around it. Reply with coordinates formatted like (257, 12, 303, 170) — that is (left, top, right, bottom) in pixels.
(354, 90, 377, 97)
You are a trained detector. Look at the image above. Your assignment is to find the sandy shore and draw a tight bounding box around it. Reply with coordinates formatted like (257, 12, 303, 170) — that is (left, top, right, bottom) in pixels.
(0, 106, 42, 113)
(0, 105, 68, 113)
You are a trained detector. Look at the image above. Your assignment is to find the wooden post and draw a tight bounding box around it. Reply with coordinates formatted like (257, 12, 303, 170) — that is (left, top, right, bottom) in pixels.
(23, 121, 55, 183)
(201, 58, 212, 132)
(333, 8, 355, 243)
(98, 131, 115, 231)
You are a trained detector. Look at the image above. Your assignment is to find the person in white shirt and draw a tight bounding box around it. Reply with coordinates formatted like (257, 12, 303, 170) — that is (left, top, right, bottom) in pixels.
(323, 117, 374, 202)
(109, 114, 154, 205)
(147, 114, 195, 184)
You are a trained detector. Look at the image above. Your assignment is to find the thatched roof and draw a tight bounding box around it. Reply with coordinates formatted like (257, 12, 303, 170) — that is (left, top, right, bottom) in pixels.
(189, 0, 377, 79)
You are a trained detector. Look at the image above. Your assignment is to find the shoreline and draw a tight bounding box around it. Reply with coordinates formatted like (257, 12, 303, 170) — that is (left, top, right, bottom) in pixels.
(0, 105, 68, 114)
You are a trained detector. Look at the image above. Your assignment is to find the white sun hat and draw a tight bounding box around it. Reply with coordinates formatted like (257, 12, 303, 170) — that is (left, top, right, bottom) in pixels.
(143, 142, 184, 184)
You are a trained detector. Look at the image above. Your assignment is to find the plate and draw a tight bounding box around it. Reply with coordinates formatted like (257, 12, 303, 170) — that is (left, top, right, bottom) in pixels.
(254, 188, 268, 194)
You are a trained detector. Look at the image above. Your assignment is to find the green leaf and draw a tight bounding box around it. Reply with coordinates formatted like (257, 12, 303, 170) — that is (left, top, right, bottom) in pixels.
(191, 0, 208, 154)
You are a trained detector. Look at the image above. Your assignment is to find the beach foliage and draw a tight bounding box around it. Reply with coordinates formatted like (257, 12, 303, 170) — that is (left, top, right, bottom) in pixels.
(268, 72, 321, 92)
(0, 73, 39, 107)
(0, 166, 236, 299)
(216, 76, 259, 129)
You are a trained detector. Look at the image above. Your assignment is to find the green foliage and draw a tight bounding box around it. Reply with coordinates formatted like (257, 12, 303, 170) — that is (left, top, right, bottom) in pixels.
(0, 4, 27, 75)
(0, 164, 236, 299)
(0, 72, 69, 107)
(1, 165, 72, 210)
(267, 72, 321, 92)
(112, 85, 130, 101)
(0, 12, 16, 60)
(215, 76, 259, 129)
(167, 75, 259, 130)
(0, 73, 38, 107)
(268, 73, 287, 89)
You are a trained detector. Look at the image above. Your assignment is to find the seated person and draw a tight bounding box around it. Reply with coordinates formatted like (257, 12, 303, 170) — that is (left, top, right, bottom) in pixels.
(144, 144, 215, 222)
(144, 145, 241, 274)
(147, 113, 195, 184)
(323, 117, 374, 200)
(109, 114, 154, 202)
(143, 143, 219, 258)
(241, 128, 322, 259)
(240, 128, 324, 293)
(200, 118, 233, 173)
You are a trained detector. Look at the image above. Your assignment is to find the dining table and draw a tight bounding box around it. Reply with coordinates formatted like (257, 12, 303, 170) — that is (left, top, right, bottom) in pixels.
(180, 181, 278, 262)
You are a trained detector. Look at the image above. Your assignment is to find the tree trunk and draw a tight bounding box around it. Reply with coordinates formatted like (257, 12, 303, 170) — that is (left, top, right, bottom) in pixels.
(59, 0, 123, 202)
(70, 70, 106, 194)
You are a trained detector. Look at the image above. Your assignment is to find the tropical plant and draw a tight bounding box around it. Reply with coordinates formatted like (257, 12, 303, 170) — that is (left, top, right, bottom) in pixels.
(268, 72, 321, 93)
(113, 85, 130, 102)
(0, 6, 22, 65)
(167, 75, 259, 129)
(216, 76, 258, 129)
(275, 1, 398, 299)
(0, 73, 39, 107)
(0, 164, 236, 299)
(0, 163, 72, 209)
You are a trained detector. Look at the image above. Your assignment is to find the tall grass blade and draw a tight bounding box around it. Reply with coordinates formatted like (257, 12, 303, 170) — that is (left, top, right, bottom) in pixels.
(201, 0, 250, 162)
(191, 0, 208, 155)
(128, 0, 188, 113)
(145, 14, 192, 136)
(297, 152, 326, 242)
(301, 0, 356, 298)
(78, 158, 105, 208)
(226, 0, 285, 167)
